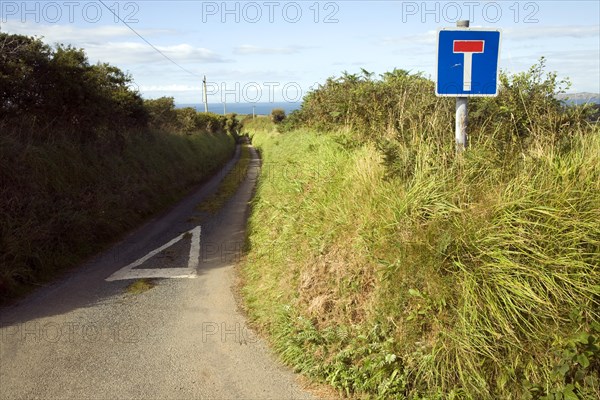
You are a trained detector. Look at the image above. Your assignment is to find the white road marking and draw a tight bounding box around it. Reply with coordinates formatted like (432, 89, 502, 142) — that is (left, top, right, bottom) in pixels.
(106, 226, 201, 281)
(188, 225, 201, 270)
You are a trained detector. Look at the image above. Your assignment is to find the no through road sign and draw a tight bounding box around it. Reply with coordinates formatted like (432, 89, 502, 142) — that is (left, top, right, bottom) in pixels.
(436, 28, 502, 97)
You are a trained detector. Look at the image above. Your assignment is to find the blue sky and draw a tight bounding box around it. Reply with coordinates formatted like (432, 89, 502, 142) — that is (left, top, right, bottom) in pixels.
(1, 1, 599, 104)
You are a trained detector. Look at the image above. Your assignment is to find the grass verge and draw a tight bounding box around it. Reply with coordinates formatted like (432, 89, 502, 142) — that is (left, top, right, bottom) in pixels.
(195, 143, 252, 215)
(241, 127, 600, 399)
(126, 278, 157, 294)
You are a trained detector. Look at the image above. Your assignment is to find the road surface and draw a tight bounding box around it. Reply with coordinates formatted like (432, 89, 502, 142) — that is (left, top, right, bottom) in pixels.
(0, 145, 318, 400)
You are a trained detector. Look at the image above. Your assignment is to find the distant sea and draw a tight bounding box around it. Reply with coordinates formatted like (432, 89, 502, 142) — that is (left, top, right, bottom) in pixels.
(176, 102, 302, 116)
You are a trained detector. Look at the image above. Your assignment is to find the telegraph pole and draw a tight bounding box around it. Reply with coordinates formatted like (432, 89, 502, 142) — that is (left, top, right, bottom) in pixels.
(455, 20, 469, 152)
(203, 76, 208, 113)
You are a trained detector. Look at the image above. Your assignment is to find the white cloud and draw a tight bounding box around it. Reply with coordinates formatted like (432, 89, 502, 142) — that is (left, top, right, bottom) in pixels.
(1, 20, 174, 43)
(503, 48, 600, 92)
(504, 25, 600, 40)
(141, 84, 200, 93)
(233, 44, 307, 55)
(381, 30, 437, 46)
(382, 25, 599, 49)
(332, 61, 368, 66)
(85, 42, 228, 64)
(380, 24, 599, 92)
(1, 21, 228, 65)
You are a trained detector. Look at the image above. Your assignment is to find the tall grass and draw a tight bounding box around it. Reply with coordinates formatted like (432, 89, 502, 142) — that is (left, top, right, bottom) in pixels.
(0, 129, 234, 301)
(243, 115, 276, 135)
(241, 63, 600, 398)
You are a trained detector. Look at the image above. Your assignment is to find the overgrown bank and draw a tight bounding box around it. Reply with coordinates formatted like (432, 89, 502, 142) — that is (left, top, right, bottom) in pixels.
(0, 130, 235, 301)
(241, 64, 599, 399)
(0, 33, 237, 301)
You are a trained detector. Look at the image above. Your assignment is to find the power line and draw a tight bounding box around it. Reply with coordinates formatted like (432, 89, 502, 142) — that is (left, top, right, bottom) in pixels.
(97, 0, 202, 78)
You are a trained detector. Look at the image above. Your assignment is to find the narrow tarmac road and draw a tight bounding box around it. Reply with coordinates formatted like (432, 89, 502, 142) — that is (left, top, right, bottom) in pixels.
(0, 145, 317, 400)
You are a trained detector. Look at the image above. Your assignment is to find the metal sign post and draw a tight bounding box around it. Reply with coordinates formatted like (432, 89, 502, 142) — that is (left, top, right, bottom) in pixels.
(436, 20, 502, 153)
(455, 20, 469, 152)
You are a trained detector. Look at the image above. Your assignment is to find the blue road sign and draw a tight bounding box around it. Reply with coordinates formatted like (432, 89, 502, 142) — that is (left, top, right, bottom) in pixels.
(436, 28, 501, 97)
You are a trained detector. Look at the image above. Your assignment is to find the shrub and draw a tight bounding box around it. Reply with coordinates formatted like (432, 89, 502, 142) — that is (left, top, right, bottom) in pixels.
(175, 107, 199, 134)
(196, 112, 226, 133)
(144, 97, 178, 131)
(271, 108, 286, 124)
(0, 33, 147, 141)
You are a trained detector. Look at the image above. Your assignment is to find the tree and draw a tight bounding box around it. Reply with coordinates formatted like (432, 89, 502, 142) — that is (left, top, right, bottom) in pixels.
(175, 107, 199, 134)
(0, 32, 147, 139)
(196, 112, 226, 133)
(0, 33, 53, 118)
(271, 108, 286, 124)
(144, 97, 177, 130)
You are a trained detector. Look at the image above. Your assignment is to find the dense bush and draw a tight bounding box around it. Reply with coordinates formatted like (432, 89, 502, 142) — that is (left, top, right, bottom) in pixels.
(144, 97, 178, 131)
(242, 115, 275, 134)
(0, 33, 147, 141)
(293, 62, 595, 178)
(295, 68, 452, 142)
(144, 97, 231, 135)
(470, 58, 594, 145)
(175, 107, 203, 133)
(270, 108, 286, 124)
(197, 111, 226, 133)
(224, 113, 241, 137)
(0, 33, 235, 141)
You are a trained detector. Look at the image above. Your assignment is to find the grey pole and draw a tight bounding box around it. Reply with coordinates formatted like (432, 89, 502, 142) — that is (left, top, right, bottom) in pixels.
(456, 20, 469, 152)
(203, 76, 209, 113)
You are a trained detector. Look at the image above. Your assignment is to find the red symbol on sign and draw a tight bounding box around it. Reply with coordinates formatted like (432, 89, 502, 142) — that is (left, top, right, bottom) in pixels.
(453, 40, 485, 91)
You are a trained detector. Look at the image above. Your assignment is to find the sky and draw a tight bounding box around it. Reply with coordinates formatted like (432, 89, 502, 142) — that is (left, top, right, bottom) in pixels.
(1, 0, 599, 104)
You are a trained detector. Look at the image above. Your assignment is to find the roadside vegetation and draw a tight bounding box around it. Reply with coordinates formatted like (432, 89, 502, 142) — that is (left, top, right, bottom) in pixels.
(241, 61, 600, 399)
(0, 33, 237, 302)
(195, 143, 252, 215)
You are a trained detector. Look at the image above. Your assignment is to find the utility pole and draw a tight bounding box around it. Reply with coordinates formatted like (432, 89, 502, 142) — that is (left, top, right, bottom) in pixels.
(252, 105, 256, 119)
(203, 76, 208, 113)
(455, 20, 469, 152)
(223, 102, 226, 115)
